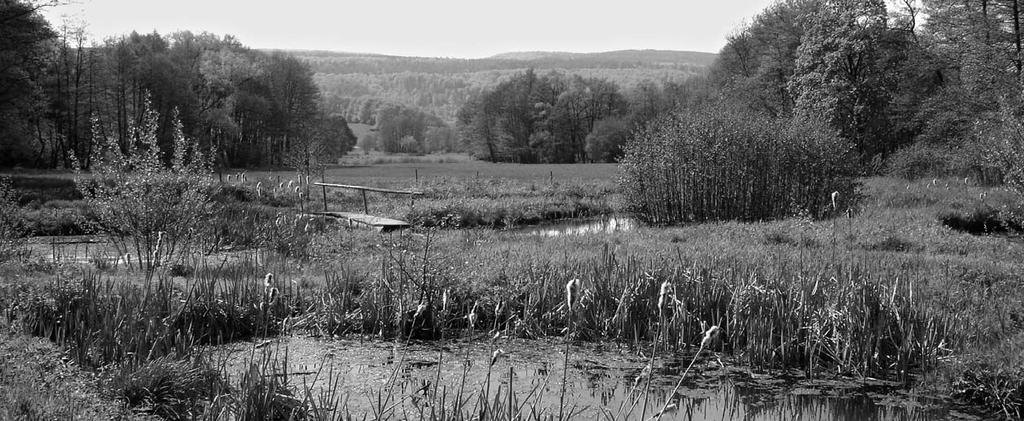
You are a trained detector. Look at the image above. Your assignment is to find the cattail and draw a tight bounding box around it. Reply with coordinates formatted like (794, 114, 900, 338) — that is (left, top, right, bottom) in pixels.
(701, 325, 720, 349)
(634, 363, 652, 387)
(152, 231, 163, 265)
(287, 180, 294, 189)
(830, 191, 838, 211)
(294, 186, 301, 193)
(263, 273, 274, 289)
(490, 349, 505, 366)
(240, 172, 247, 183)
(467, 302, 478, 330)
(278, 182, 284, 190)
(658, 280, 673, 312)
(226, 174, 233, 182)
(565, 278, 581, 312)
(964, 177, 969, 185)
(256, 181, 262, 197)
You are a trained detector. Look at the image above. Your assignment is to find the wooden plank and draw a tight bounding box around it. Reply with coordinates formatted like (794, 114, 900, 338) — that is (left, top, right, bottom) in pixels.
(310, 211, 411, 232)
(313, 182, 424, 196)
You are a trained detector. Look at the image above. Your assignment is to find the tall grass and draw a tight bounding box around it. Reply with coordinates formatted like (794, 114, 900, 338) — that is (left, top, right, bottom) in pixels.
(620, 107, 858, 223)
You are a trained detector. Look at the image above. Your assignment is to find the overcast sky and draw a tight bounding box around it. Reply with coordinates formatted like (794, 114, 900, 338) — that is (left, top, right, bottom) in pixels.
(41, 0, 778, 58)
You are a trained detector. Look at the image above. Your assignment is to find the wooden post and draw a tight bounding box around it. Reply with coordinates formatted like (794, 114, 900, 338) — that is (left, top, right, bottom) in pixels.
(550, 171, 553, 184)
(321, 173, 328, 211)
(415, 168, 419, 183)
(361, 189, 369, 214)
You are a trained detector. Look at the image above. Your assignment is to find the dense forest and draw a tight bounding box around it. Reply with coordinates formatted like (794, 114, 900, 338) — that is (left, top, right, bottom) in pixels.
(454, 0, 1024, 169)
(0, 0, 356, 170)
(708, 0, 1024, 177)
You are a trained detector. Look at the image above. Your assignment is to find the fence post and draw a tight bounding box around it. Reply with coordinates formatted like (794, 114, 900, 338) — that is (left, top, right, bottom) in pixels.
(361, 189, 369, 214)
(321, 173, 328, 211)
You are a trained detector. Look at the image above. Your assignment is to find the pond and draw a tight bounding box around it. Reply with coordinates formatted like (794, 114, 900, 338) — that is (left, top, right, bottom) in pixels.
(215, 336, 979, 420)
(514, 216, 638, 237)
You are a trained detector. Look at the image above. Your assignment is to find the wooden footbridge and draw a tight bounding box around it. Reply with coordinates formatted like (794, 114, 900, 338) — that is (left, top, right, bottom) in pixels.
(309, 182, 423, 232)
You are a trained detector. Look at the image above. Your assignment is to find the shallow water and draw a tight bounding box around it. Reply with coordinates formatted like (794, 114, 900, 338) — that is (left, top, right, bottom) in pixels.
(216, 336, 978, 420)
(514, 216, 638, 237)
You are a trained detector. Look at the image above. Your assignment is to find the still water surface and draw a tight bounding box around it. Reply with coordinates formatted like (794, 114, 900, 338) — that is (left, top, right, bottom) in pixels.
(515, 216, 638, 237)
(218, 336, 976, 420)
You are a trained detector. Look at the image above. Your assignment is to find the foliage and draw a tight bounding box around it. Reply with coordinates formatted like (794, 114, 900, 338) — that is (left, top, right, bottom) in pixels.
(0, 0, 55, 167)
(74, 102, 213, 275)
(585, 116, 630, 162)
(789, 0, 907, 160)
(0, 177, 28, 261)
(619, 107, 858, 224)
(457, 70, 630, 163)
(987, 106, 1024, 197)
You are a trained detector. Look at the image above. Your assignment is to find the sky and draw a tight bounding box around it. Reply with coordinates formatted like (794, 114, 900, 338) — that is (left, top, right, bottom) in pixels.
(41, 0, 778, 58)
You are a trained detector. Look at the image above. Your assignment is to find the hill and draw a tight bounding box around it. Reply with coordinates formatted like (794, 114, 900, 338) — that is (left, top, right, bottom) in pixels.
(283, 49, 717, 124)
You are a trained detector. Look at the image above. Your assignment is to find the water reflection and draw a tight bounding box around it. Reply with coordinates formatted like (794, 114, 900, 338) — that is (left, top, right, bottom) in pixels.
(516, 216, 637, 237)
(216, 337, 972, 420)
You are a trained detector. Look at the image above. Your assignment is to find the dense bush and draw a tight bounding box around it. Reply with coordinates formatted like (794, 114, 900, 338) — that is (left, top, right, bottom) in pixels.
(619, 107, 858, 224)
(74, 103, 213, 275)
(886, 142, 1003, 184)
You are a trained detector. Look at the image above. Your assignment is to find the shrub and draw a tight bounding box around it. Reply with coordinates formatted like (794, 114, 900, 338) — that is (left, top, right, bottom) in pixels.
(988, 106, 1024, 197)
(886, 142, 1003, 183)
(0, 178, 28, 262)
(74, 101, 213, 276)
(886, 143, 954, 180)
(619, 106, 858, 224)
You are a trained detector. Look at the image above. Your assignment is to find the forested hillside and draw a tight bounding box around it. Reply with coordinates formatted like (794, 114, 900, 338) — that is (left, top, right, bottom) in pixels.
(293, 49, 714, 125)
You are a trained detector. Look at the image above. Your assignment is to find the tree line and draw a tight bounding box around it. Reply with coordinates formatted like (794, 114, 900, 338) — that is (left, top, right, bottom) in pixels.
(710, 0, 1024, 178)
(455, 69, 712, 163)
(463, 0, 1024, 172)
(0, 0, 355, 170)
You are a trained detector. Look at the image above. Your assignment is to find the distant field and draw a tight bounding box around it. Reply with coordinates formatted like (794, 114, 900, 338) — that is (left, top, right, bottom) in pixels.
(320, 161, 620, 183)
(347, 122, 374, 141)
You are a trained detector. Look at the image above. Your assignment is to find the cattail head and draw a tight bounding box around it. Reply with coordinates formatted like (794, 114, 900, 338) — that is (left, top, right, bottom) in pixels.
(700, 325, 720, 349)
(256, 182, 262, 197)
(263, 273, 274, 288)
(565, 278, 581, 312)
(467, 302, 478, 329)
(830, 191, 838, 210)
(490, 349, 505, 367)
(658, 280, 673, 312)
(634, 362, 652, 387)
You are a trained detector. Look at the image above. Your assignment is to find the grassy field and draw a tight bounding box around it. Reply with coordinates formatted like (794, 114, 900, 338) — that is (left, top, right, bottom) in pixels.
(0, 161, 1023, 419)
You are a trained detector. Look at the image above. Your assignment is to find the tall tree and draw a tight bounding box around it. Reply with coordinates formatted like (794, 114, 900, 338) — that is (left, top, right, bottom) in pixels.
(789, 0, 899, 158)
(0, 0, 55, 166)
